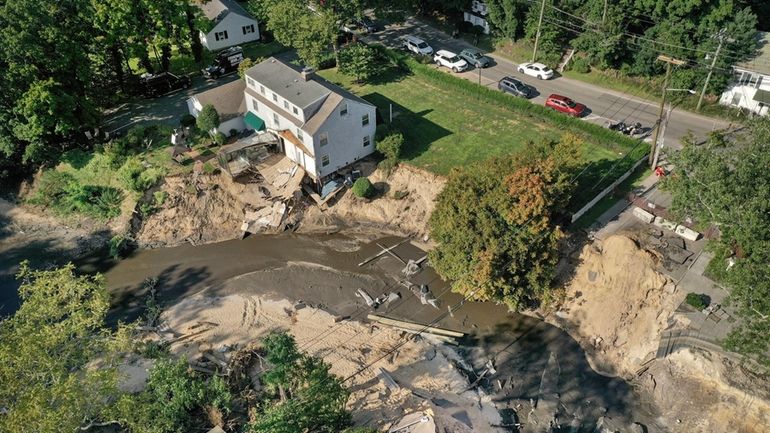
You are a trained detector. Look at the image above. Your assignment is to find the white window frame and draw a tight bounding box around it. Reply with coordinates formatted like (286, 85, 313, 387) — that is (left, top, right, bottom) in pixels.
(363, 135, 370, 147)
(260, 85, 265, 94)
(297, 128, 304, 142)
(273, 113, 279, 127)
(319, 132, 328, 147)
(293, 106, 299, 115)
(284, 100, 290, 110)
(340, 103, 348, 116)
(251, 99, 258, 111)
(321, 154, 330, 167)
(242, 24, 255, 35)
(361, 113, 369, 126)
(272, 92, 278, 103)
(215, 30, 228, 41)
(247, 77, 255, 88)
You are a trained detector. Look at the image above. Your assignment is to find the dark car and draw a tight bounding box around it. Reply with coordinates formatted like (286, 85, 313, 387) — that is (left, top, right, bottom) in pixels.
(140, 72, 191, 98)
(498, 76, 532, 98)
(202, 46, 244, 79)
(545, 94, 587, 117)
(459, 48, 491, 68)
(356, 16, 382, 33)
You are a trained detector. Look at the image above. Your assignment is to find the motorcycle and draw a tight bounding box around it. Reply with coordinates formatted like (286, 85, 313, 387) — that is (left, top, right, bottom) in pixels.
(607, 121, 649, 139)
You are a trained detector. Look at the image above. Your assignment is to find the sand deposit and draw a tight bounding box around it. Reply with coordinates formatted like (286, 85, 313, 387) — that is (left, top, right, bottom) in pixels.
(300, 163, 445, 238)
(160, 293, 501, 432)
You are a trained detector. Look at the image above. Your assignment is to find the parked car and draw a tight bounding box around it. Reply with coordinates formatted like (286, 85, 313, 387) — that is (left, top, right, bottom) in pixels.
(458, 48, 491, 68)
(498, 76, 532, 98)
(403, 35, 433, 56)
(202, 46, 244, 79)
(433, 50, 468, 72)
(140, 72, 191, 98)
(356, 16, 382, 33)
(517, 62, 554, 80)
(545, 94, 586, 117)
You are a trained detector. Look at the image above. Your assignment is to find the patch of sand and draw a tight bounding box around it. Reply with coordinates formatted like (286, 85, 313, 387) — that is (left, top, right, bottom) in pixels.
(161, 293, 501, 432)
(300, 163, 445, 239)
(555, 235, 677, 376)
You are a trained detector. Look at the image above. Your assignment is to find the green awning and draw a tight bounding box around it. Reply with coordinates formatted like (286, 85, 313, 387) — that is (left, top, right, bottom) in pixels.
(753, 89, 770, 104)
(244, 112, 266, 131)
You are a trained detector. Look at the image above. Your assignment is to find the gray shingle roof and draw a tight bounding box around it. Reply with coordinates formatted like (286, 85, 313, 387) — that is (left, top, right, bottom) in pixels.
(191, 79, 246, 122)
(735, 31, 770, 75)
(197, 0, 253, 24)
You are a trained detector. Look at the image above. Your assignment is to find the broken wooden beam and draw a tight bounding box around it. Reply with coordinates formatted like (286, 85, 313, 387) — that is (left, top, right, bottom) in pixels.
(376, 242, 407, 265)
(358, 240, 410, 267)
(367, 314, 465, 338)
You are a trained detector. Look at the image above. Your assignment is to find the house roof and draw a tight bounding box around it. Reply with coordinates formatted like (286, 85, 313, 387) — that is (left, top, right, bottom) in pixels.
(302, 93, 343, 135)
(735, 31, 770, 75)
(244, 86, 303, 128)
(197, 0, 253, 24)
(244, 57, 375, 110)
(191, 79, 246, 122)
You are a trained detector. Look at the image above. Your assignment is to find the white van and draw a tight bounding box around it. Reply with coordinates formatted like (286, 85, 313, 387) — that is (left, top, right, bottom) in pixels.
(403, 35, 433, 56)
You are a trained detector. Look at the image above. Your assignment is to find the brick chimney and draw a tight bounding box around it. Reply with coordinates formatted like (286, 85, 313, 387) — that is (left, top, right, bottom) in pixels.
(300, 66, 315, 81)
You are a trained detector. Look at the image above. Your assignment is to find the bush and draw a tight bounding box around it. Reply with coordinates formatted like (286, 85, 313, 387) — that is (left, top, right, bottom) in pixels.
(685, 292, 709, 310)
(196, 104, 220, 134)
(119, 159, 164, 193)
(213, 132, 227, 145)
(351, 177, 374, 199)
(376, 132, 403, 162)
(571, 57, 591, 74)
(238, 58, 255, 78)
(31, 170, 77, 207)
(229, 128, 239, 138)
(153, 191, 168, 207)
(64, 185, 124, 219)
(202, 162, 218, 175)
(109, 233, 130, 259)
(180, 114, 196, 128)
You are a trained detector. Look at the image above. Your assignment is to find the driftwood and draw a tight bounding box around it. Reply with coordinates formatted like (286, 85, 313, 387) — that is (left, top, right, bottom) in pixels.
(367, 314, 465, 339)
(358, 239, 410, 266)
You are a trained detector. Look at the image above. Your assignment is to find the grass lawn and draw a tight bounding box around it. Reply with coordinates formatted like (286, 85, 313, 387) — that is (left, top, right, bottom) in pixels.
(319, 68, 623, 176)
(572, 166, 652, 230)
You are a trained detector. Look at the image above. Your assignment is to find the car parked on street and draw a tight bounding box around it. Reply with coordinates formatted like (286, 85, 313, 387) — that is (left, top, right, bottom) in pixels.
(403, 35, 433, 56)
(498, 76, 532, 98)
(202, 46, 244, 79)
(433, 50, 468, 72)
(458, 48, 491, 68)
(517, 62, 554, 80)
(356, 16, 382, 33)
(140, 72, 191, 98)
(545, 94, 586, 117)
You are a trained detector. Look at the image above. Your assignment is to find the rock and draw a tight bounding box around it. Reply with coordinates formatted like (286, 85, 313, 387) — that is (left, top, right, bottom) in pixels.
(629, 422, 646, 433)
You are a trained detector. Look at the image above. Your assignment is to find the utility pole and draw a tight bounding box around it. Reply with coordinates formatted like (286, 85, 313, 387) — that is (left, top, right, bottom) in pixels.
(650, 55, 686, 166)
(697, 29, 732, 111)
(602, 0, 608, 25)
(532, 0, 547, 62)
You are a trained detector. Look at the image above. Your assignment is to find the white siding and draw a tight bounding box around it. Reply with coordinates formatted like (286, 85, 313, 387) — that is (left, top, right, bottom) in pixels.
(187, 96, 246, 134)
(201, 13, 260, 51)
(311, 99, 377, 179)
(718, 69, 770, 116)
(464, 12, 490, 34)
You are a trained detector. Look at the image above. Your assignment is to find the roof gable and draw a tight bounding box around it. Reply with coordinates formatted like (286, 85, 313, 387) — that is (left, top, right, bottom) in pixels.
(191, 79, 246, 121)
(197, 0, 254, 24)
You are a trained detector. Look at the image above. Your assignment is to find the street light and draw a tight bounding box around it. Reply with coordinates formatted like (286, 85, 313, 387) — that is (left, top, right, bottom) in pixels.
(651, 88, 696, 168)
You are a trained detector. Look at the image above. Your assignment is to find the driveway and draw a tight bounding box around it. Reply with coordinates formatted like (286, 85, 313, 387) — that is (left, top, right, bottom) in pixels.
(364, 18, 733, 148)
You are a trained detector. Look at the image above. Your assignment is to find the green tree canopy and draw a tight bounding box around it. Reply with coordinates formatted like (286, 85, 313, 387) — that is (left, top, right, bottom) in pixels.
(428, 134, 582, 310)
(661, 119, 770, 367)
(0, 263, 123, 433)
(196, 104, 220, 136)
(339, 44, 379, 82)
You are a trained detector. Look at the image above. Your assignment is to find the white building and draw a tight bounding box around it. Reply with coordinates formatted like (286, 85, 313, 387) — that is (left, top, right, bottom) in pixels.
(719, 31, 770, 116)
(197, 0, 260, 51)
(186, 79, 246, 135)
(242, 58, 378, 182)
(463, 0, 490, 35)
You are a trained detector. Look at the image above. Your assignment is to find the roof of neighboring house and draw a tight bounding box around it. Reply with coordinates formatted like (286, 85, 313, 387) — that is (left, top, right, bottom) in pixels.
(191, 79, 246, 122)
(197, 0, 253, 24)
(735, 31, 770, 75)
(244, 57, 375, 110)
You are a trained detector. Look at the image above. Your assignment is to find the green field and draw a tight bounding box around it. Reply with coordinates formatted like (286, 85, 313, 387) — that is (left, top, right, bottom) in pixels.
(319, 68, 626, 175)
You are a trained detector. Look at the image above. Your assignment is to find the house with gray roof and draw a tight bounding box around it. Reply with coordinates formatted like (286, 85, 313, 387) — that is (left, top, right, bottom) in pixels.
(719, 31, 770, 116)
(241, 57, 377, 182)
(186, 79, 246, 134)
(196, 0, 259, 51)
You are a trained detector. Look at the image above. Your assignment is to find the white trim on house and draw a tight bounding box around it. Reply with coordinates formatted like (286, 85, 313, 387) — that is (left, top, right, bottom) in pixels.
(719, 31, 770, 116)
(197, 0, 260, 51)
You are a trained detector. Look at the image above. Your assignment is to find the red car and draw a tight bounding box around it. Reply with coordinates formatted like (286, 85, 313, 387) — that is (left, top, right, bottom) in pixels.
(545, 94, 586, 117)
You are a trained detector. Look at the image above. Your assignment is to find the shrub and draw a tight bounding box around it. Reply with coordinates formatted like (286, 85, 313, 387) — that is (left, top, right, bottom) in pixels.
(351, 177, 374, 199)
(196, 104, 220, 135)
(685, 292, 708, 310)
(180, 114, 196, 128)
(64, 185, 124, 219)
(32, 170, 77, 207)
(213, 132, 227, 145)
(376, 132, 403, 162)
(238, 58, 255, 78)
(153, 191, 168, 207)
(229, 128, 238, 138)
(202, 162, 218, 175)
(571, 57, 591, 74)
(119, 158, 164, 193)
(109, 233, 130, 259)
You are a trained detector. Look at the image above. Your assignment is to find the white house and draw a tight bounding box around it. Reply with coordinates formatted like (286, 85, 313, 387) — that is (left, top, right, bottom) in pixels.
(187, 79, 246, 135)
(463, 0, 490, 35)
(719, 31, 770, 116)
(242, 58, 378, 182)
(197, 0, 260, 51)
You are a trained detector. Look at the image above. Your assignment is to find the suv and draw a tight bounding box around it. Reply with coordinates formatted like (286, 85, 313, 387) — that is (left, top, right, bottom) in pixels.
(433, 50, 468, 72)
(403, 35, 433, 56)
(498, 76, 532, 98)
(140, 72, 191, 98)
(545, 94, 586, 117)
(202, 46, 244, 79)
(459, 48, 491, 68)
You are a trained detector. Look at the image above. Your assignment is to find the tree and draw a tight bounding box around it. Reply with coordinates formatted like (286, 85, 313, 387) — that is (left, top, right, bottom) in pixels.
(352, 177, 375, 198)
(485, 0, 526, 41)
(238, 58, 256, 78)
(661, 119, 770, 368)
(375, 131, 404, 174)
(196, 104, 220, 136)
(428, 134, 582, 310)
(249, 331, 351, 433)
(0, 263, 125, 433)
(338, 44, 379, 82)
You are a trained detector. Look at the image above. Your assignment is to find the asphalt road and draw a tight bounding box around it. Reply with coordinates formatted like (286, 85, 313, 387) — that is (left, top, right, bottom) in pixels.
(364, 17, 733, 149)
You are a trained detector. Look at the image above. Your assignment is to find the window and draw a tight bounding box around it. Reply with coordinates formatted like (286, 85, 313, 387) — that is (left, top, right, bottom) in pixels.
(247, 77, 255, 88)
(297, 128, 304, 142)
(251, 99, 258, 111)
(273, 113, 279, 127)
(321, 154, 330, 167)
(272, 92, 278, 102)
(260, 85, 265, 94)
(215, 30, 228, 41)
(242, 24, 255, 35)
(284, 100, 289, 110)
(293, 106, 299, 115)
(756, 76, 764, 89)
(320, 132, 328, 147)
(361, 113, 369, 127)
(340, 103, 348, 116)
(363, 135, 370, 147)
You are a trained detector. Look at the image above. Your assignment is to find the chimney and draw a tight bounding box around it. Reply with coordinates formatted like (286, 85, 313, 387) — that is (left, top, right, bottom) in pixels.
(300, 66, 315, 82)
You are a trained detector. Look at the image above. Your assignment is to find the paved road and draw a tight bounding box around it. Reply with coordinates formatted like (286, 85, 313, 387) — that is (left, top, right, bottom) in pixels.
(365, 18, 733, 149)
